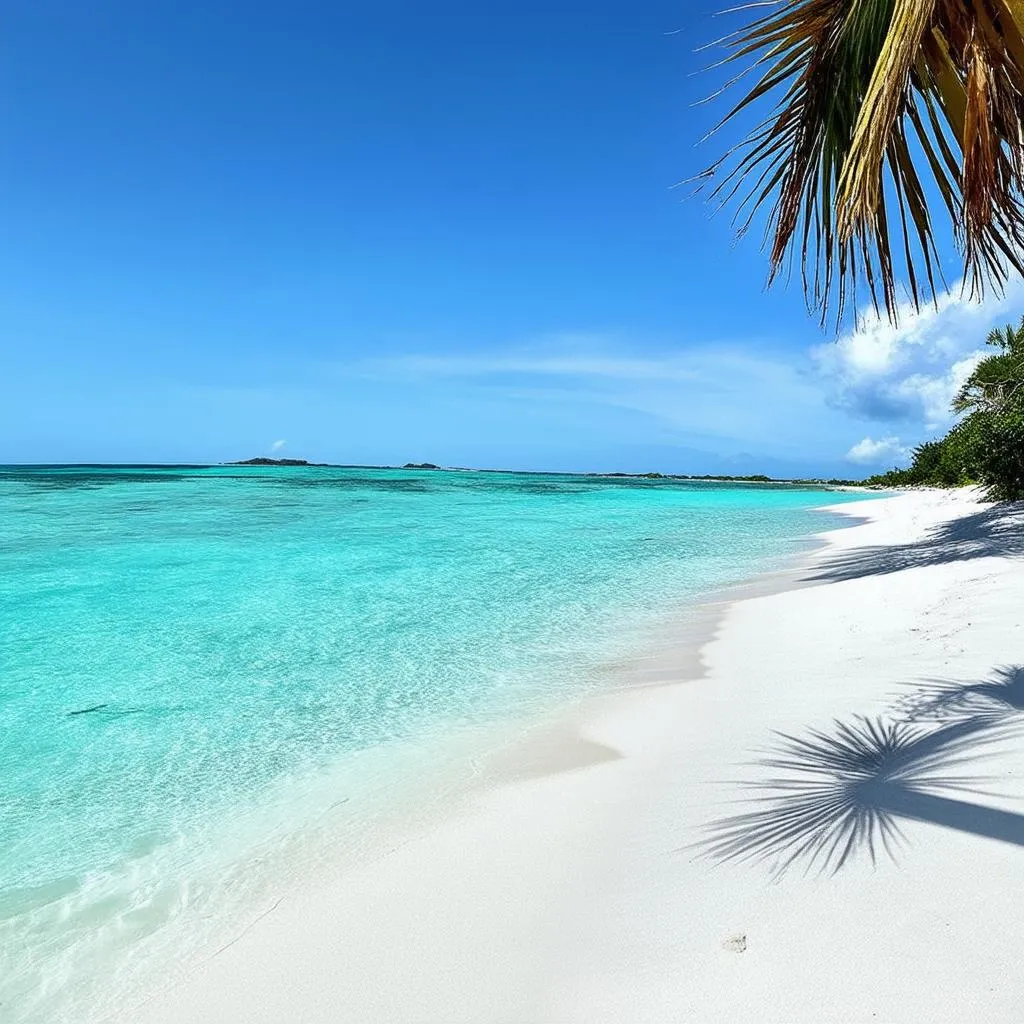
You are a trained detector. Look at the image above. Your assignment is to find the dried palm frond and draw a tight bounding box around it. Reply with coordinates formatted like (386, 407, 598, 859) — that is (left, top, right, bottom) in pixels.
(697, 0, 1024, 327)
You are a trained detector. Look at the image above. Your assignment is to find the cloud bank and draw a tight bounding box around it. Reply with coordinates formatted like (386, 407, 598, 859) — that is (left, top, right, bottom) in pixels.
(814, 283, 1023, 431)
(358, 335, 837, 460)
(340, 284, 1024, 475)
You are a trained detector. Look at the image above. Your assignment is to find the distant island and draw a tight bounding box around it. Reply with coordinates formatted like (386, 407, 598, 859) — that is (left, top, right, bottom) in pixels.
(402, 463, 441, 470)
(227, 458, 326, 467)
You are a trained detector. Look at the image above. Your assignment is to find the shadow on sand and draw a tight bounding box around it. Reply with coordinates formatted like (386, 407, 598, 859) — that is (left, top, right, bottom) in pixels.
(701, 668, 1024, 876)
(805, 502, 1024, 584)
(898, 665, 1024, 727)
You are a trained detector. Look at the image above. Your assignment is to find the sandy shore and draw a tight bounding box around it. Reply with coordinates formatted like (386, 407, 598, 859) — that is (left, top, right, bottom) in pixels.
(124, 489, 1024, 1023)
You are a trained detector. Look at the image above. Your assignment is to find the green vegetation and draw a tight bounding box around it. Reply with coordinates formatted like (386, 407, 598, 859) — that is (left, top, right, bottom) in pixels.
(867, 320, 1024, 500)
(599, 472, 860, 486)
(686, 473, 770, 483)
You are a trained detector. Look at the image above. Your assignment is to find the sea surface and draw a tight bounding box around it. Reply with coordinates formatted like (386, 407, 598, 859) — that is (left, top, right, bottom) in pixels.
(0, 465, 873, 1020)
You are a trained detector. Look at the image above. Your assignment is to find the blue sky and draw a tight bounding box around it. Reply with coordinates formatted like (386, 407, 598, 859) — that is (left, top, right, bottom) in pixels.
(3, 0, 1023, 475)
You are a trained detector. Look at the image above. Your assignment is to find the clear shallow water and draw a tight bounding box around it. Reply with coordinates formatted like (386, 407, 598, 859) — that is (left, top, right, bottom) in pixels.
(0, 465, 872, 1020)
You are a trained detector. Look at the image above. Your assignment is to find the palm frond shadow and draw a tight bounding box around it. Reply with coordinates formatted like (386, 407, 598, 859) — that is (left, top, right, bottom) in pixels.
(806, 503, 1024, 584)
(699, 714, 1024, 877)
(899, 666, 1024, 728)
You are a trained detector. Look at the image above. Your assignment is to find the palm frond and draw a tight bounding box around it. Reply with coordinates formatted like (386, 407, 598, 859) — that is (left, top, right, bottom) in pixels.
(699, 0, 1024, 326)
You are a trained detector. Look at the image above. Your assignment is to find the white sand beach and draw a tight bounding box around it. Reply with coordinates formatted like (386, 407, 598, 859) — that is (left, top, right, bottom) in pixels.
(124, 489, 1024, 1024)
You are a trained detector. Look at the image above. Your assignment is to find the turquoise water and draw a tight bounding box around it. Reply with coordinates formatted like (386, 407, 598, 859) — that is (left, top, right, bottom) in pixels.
(0, 465, 871, 1020)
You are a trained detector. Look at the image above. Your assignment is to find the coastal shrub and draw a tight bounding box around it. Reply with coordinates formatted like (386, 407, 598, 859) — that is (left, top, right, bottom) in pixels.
(866, 319, 1024, 501)
(866, 432, 976, 489)
(965, 410, 1024, 501)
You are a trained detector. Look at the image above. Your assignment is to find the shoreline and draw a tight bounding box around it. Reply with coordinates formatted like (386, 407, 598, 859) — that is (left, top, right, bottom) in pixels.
(7, 478, 867, 1024)
(122, 489, 1024, 1023)
(91, 505, 840, 1023)
(8, 471, 884, 1024)
(464, 501, 872, 801)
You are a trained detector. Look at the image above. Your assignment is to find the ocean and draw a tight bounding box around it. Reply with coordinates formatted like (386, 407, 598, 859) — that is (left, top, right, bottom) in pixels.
(0, 465, 872, 1021)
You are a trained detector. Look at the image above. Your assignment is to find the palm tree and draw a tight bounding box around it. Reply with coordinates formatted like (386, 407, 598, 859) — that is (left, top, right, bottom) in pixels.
(953, 315, 1024, 413)
(700, 1, 1024, 325)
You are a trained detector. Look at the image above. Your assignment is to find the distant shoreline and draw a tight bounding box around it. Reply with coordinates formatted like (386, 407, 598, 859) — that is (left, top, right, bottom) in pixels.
(4, 460, 872, 488)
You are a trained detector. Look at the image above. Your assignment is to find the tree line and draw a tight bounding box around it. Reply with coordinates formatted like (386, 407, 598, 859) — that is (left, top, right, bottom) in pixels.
(867, 320, 1024, 499)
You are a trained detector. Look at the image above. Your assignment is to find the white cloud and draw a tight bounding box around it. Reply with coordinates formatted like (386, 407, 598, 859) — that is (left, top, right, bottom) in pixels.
(356, 337, 835, 453)
(846, 436, 910, 465)
(346, 303, 1024, 471)
(365, 346, 704, 383)
(814, 281, 1023, 430)
(269, 439, 287, 452)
